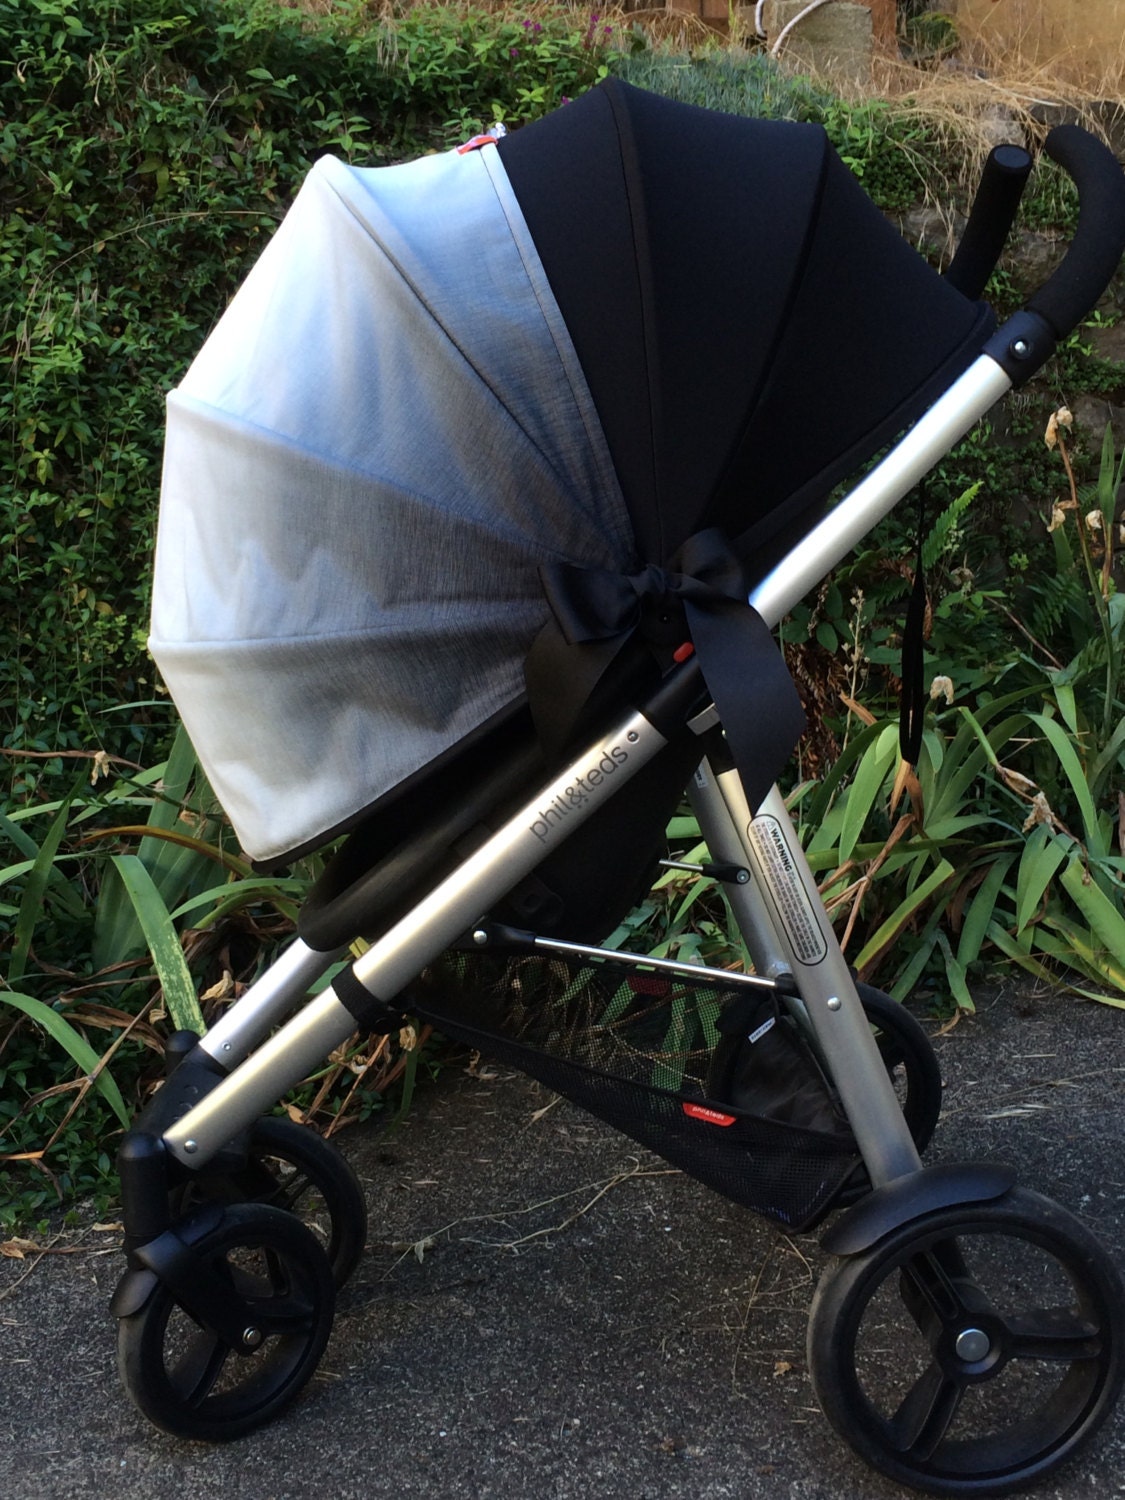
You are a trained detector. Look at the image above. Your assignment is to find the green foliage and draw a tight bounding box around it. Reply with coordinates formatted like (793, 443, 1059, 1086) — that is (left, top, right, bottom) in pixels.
(614, 47, 934, 211)
(1, 0, 621, 786)
(376, 5, 622, 142)
(680, 430, 1125, 1009)
(0, 734, 307, 1223)
(614, 46, 833, 123)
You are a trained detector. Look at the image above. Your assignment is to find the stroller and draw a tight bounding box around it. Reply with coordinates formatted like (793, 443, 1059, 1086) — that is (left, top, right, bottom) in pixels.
(116, 81, 1125, 1495)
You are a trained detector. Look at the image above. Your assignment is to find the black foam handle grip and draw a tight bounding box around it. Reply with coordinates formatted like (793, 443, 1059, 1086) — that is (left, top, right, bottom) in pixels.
(1027, 124, 1125, 338)
(944, 143, 1032, 302)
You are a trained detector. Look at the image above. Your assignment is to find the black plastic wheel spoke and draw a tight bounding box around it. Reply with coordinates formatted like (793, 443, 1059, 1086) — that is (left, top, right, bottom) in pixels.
(264, 1245, 290, 1289)
(900, 1249, 965, 1330)
(890, 1360, 966, 1460)
(254, 1288, 317, 1337)
(269, 1169, 314, 1216)
(1006, 1305, 1102, 1363)
(169, 1330, 230, 1409)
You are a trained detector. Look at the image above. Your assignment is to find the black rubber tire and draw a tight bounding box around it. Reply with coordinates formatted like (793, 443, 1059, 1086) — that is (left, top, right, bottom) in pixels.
(807, 1186, 1125, 1496)
(118, 1202, 336, 1442)
(170, 1117, 367, 1288)
(855, 983, 943, 1155)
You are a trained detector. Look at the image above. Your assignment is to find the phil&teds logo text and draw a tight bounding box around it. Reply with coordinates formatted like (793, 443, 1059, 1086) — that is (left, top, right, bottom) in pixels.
(529, 744, 629, 843)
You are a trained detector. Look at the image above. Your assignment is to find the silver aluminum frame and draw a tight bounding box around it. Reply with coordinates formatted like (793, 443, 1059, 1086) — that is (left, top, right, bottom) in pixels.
(161, 354, 1012, 1186)
(165, 707, 672, 1161)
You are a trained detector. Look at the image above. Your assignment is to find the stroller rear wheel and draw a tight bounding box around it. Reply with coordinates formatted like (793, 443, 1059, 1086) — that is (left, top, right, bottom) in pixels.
(856, 984, 942, 1154)
(169, 1116, 367, 1288)
(118, 1202, 336, 1441)
(807, 1186, 1125, 1496)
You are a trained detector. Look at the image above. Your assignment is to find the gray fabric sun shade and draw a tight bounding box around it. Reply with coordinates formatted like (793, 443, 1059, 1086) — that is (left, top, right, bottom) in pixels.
(150, 145, 635, 864)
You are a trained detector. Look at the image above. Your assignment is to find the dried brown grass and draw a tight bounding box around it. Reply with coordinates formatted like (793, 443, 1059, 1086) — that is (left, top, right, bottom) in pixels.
(953, 0, 1125, 93)
(872, 58, 1122, 187)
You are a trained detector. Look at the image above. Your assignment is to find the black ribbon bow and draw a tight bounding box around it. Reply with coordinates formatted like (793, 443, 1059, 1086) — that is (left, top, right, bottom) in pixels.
(533, 528, 806, 815)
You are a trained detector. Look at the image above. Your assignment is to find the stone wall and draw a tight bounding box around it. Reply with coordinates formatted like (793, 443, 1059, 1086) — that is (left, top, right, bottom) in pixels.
(641, 0, 887, 71)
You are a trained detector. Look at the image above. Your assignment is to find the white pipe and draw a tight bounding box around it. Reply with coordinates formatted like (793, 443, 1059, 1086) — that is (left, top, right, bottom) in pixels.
(770, 0, 838, 57)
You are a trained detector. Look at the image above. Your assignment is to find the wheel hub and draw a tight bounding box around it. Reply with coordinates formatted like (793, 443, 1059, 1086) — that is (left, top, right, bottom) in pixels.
(953, 1326, 990, 1362)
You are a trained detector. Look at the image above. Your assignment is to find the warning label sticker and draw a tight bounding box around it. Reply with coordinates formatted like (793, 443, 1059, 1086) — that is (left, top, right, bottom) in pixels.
(746, 815, 827, 965)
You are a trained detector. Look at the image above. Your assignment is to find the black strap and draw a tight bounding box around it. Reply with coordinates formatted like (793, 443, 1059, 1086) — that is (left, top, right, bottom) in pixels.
(333, 966, 408, 1036)
(899, 487, 928, 768)
(530, 528, 806, 814)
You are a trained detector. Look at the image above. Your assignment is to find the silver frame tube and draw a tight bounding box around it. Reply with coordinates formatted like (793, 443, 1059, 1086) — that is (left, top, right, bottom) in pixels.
(710, 769, 922, 1185)
(750, 355, 1011, 627)
(528, 933, 778, 993)
(200, 936, 346, 1069)
(163, 707, 670, 1163)
(688, 764, 793, 984)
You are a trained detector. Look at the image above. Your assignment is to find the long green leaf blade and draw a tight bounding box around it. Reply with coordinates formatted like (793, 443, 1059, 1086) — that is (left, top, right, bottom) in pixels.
(839, 725, 898, 865)
(0, 989, 130, 1128)
(957, 853, 1017, 968)
(109, 855, 205, 1034)
(1015, 827, 1068, 933)
(1060, 855, 1125, 970)
(9, 794, 74, 984)
(854, 859, 956, 972)
(1029, 713, 1104, 855)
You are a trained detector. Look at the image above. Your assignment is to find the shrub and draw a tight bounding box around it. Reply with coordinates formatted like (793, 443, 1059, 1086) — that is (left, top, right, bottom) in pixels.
(1, 0, 620, 789)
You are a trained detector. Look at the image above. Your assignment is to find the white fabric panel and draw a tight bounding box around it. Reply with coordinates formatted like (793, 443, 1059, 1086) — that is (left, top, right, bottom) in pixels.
(151, 146, 632, 862)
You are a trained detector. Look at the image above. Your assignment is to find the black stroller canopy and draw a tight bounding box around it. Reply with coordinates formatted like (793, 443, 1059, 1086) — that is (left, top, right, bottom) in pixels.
(499, 80, 993, 569)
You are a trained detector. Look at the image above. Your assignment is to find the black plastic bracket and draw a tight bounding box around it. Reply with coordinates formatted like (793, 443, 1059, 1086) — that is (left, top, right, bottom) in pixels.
(821, 1160, 1017, 1256)
(982, 309, 1057, 385)
(117, 1039, 249, 1258)
(462, 921, 535, 949)
(134, 1042, 227, 1139)
(701, 860, 750, 885)
(118, 1130, 175, 1258)
(112, 1202, 261, 1347)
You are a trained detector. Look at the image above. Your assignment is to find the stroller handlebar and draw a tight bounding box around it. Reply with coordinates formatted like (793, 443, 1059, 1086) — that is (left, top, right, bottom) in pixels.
(944, 143, 1033, 303)
(1027, 125, 1125, 339)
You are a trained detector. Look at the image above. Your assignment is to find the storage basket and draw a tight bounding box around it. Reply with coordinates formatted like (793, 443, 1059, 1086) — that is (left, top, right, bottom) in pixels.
(408, 948, 863, 1232)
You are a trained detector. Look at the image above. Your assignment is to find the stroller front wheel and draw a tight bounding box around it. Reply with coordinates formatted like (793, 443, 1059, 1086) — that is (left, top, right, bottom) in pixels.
(168, 1116, 367, 1288)
(807, 1186, 1125, 1495)
(117, 1202, 336, 1441)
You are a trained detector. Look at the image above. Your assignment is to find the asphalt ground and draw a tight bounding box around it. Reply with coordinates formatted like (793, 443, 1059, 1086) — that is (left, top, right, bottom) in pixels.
(2, 981, 1124, 1500)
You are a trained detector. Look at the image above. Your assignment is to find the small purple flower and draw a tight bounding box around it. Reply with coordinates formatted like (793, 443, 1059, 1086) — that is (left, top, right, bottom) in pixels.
(603, 24, 612, 34)
(509, 46, 520, 58)
(522, 17, 531, 27)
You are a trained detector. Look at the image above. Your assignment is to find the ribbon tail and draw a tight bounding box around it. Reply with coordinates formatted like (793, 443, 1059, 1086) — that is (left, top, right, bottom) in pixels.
(683, 597, 806, 814)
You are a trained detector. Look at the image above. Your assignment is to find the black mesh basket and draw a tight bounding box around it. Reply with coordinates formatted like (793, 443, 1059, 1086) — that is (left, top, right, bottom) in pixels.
(408, 948, 863, 1233)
